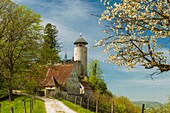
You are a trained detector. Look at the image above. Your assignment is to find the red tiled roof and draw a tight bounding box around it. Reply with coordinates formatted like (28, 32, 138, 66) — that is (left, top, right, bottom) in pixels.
(41, 64, 73, 87)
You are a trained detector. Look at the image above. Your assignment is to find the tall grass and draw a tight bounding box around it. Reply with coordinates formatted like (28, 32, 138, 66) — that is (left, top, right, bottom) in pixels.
(58, 98, 94, 113)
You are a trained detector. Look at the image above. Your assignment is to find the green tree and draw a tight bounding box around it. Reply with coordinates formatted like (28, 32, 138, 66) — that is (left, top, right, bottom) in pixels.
(41, 23, 61, 64)
(0, 0, 42, 101)
(92, 92, 140, 113)
(88, 60, 107, 93)
(96, 0, 170, 74)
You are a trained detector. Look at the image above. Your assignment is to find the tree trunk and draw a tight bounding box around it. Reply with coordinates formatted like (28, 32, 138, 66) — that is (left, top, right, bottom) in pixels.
(8, 87, 14, 101)
(8, 77, 14, 101)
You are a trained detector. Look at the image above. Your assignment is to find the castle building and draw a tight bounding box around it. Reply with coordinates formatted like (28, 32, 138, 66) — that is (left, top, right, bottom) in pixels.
(40, 35, 92, 97)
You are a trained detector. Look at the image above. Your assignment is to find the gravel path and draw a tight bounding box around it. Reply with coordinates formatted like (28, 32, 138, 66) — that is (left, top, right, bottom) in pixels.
(41, 97, 77, 113)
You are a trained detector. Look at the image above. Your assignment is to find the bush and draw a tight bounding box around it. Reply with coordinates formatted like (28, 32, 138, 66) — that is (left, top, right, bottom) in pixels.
(0, 90, 8, 100)
(92, 91, 140, 113)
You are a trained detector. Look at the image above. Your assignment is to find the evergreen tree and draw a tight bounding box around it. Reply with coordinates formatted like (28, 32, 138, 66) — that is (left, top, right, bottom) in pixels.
(44, 23, 61, 50)
(41, 23, 61, 64)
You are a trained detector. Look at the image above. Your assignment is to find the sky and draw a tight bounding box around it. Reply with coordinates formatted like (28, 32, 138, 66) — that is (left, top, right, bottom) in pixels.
(12, 0, 170, 103)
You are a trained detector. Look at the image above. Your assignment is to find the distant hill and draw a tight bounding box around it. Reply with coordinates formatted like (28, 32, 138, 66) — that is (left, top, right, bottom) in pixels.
(132, 101, 163, 109)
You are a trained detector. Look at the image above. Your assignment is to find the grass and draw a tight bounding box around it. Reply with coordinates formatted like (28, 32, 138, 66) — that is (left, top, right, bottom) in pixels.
(0, 95, 46, 113)
(57, 98, 94, 113)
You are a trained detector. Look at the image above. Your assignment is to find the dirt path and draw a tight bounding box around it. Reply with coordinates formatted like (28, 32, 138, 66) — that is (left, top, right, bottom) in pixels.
(40, 97, 76, 113)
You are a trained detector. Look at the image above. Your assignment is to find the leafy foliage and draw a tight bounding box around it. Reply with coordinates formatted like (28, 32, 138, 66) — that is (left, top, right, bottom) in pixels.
(92, 91, 140, 113)
(0, 0, 43, 101)
(87, 60, 140, 112)
(88, 60, 107, 93)
(97, 0, 170, 73)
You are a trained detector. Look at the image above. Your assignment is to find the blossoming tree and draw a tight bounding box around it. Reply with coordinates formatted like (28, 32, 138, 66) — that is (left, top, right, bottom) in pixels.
(97, 0, 170, 73)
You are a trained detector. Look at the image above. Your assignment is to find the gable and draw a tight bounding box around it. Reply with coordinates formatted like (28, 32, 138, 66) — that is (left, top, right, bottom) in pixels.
(41, 64, 73, 86)
(67, 68, 79, 83)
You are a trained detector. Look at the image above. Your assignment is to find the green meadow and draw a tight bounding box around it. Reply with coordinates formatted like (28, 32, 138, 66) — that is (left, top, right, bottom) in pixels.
(0, 95, 46, 113)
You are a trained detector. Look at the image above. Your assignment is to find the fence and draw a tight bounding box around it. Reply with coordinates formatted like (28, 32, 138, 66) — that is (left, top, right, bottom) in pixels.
(0, 99, 35, 113)
(0, 93, 146, 113)
(55, 93, 146, 113)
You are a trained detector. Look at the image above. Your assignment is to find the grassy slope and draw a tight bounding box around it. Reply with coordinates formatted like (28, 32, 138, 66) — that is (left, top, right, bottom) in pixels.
(0, 95, 46, 113)
(57, 98, 94, 113)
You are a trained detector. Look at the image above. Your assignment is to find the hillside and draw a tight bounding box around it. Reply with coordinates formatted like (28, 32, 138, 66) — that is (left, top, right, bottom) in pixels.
(133, 101, 163, 109)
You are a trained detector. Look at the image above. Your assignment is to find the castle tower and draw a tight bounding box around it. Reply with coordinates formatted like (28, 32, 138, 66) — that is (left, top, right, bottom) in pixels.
(74, 35, 88, 76)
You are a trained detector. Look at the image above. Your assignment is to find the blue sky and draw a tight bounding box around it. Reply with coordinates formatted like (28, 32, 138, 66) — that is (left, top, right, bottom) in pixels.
(12, 0, 170, 103)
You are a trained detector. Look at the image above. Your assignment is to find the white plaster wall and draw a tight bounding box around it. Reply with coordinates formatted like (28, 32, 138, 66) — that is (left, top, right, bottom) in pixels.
(74, 47, 87, 75)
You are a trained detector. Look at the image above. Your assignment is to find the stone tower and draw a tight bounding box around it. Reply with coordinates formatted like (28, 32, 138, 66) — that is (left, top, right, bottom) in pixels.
(74, 35, 88, 76)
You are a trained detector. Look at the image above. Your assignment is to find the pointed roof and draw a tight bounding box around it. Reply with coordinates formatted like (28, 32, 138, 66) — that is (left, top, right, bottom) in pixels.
(41, 76, 60, 87)
(74, 37, 88, 45)
(40, 64, 73, 87)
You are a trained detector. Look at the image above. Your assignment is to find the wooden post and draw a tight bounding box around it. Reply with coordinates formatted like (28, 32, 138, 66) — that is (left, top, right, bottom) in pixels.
(111, 102, 114, 113)
(87, 98, 90, 109)
(80, 97, 82, 107)
(11, 107, 14, 113)
(0, 103, 1, 113)
(24, 101, 26, 113)
(74, 96, 77, 104)
(96, 99, 98, 113)
(141, 104, 145, 113)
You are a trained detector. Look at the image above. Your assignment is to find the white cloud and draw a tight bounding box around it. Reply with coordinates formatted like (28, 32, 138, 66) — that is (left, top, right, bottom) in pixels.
(12, 0, 107, 61)
(107, 71, 170, 88)
(127, 77, 170, 86)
